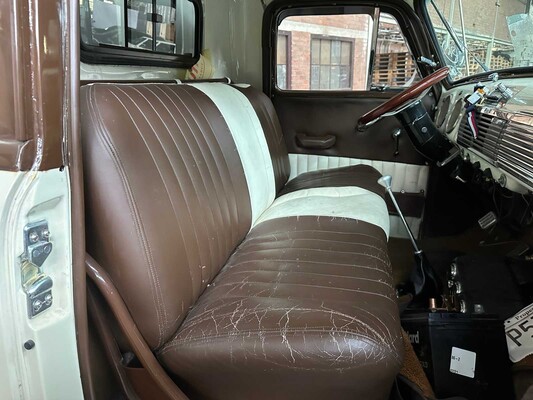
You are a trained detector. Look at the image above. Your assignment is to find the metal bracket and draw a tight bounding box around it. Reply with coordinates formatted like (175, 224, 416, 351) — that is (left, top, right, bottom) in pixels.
(21, 221, 53, 318)
(24, 220, 53, 267)
(418, 56, 438, 68)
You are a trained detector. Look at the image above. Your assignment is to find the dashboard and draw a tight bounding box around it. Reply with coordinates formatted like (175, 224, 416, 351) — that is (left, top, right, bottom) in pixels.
(435, 78, 533, 194)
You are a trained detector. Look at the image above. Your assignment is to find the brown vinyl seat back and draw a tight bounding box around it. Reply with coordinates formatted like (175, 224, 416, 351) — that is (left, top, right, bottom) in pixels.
(81, 83, 252, 349)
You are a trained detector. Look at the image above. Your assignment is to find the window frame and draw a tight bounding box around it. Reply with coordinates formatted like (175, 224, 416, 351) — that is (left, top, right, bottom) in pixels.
(263, 0, 436, 97)
(277, 30, 292, 89)
(80, 0, 203, 68)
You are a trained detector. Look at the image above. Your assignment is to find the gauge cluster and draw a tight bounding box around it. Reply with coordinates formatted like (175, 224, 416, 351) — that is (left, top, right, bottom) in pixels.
(435, 78, 533, 194)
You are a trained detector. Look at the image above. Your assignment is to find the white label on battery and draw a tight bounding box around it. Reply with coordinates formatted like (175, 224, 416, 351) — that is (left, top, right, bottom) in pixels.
(505, 303, 533, 363)
(450, 347, 476, 378)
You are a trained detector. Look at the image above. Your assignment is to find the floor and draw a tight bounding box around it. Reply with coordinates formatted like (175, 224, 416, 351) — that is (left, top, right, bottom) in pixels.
(388, 224, 532, 287)
(388, 222, 533, 400)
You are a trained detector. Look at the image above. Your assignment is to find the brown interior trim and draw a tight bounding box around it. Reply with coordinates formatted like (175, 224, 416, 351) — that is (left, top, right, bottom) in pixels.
(0, 139, 35, 171)
(87, 285, 140, 400)
(0, 0, 65, 171)
(68, 0, 94, 397)
(80, 79, 177, 86)
(85, 255, 189, 400)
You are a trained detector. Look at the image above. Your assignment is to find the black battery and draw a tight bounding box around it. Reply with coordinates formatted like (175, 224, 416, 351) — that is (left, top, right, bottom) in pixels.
(401, 312, 514, 400)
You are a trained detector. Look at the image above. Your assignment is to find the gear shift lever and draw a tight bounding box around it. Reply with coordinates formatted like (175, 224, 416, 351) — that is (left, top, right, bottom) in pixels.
(378, 175, 441, 305)
(378, 176, 421, 254)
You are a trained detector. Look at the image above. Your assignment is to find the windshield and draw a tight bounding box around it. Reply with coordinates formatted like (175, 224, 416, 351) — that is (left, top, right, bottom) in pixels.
(428, 0, 533, 80)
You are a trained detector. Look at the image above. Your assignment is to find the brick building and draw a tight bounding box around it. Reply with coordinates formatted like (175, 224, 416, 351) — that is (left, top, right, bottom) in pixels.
(277, 13, 417, 90)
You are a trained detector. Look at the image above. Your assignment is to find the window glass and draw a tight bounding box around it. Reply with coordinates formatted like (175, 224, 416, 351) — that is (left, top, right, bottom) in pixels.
(373, 13, 420, 88)
(311, 38, 353, 90)
(277, 33, 290, 89)
(428, 0, 533, 80)
(80, 0, 197, 59)
(276, 12, 419, 91)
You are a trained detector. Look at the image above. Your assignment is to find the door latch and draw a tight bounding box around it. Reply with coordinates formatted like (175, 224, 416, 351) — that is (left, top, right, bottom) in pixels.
(392, 129, 402, 157)
(21, 221, 54, 318)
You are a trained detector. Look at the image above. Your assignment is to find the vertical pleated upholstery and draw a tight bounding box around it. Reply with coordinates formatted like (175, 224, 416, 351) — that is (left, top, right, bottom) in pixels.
(81, 83, 252, 349)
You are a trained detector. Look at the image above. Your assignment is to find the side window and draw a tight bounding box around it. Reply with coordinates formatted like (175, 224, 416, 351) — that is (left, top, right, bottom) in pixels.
(277, 32, 291, 89)
(311, 37, 353, 90)
(80, 0, 201, 67)
(276, 11, 419, 91)
(373, 14, 420, 88)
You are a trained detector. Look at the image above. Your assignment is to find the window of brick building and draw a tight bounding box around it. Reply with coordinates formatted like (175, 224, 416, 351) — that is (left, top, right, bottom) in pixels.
(277, 32, 290, 89)
(311, 38, 353, 90)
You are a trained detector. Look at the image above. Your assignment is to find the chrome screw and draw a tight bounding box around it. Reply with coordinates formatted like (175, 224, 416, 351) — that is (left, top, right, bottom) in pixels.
(33, 300, 43, 312)
(29, 231, 39, 243)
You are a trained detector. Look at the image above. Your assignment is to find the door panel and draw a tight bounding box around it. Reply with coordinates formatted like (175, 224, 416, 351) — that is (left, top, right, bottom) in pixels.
(274, 92, 435, 239)
(267, 3, 439, 238)
(273, 94, 428, 165)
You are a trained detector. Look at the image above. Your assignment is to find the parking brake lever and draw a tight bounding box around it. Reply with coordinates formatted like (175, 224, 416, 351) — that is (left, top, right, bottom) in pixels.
(378, 175, 442, 306)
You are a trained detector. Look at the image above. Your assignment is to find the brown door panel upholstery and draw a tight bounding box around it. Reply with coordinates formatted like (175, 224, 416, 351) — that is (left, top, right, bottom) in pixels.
(273, 95, 427, 165)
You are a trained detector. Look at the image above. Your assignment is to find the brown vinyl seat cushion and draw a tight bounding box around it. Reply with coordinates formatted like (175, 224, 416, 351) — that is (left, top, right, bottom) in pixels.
(159, 217, 402, 400)
(280, 164, 386, 197)
(81, 82, 403, 400)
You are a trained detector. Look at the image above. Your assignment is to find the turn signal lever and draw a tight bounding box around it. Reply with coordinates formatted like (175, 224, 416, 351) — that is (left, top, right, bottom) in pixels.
(378, 175, 442, 306)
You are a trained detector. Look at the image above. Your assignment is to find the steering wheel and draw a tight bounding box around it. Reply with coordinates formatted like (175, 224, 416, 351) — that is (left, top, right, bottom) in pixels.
(357, 67, 450, 130)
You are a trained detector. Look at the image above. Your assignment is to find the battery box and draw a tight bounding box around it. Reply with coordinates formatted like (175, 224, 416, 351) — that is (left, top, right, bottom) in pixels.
(401, 312, 514, 400)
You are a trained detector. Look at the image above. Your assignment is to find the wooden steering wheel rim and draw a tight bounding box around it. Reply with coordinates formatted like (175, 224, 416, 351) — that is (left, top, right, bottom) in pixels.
(358, 67, 450, 127)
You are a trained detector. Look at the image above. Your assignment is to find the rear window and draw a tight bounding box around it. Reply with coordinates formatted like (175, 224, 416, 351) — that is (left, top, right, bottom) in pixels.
(80, 0, 201, 67)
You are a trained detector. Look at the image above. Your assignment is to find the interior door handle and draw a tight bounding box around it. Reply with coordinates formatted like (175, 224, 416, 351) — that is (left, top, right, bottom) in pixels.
(296, 134, 336, 150)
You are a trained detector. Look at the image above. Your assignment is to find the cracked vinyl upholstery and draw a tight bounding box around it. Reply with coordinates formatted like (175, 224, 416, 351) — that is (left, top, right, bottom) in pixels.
(159, 217, 403, 400)
(81, 82, 404, 400)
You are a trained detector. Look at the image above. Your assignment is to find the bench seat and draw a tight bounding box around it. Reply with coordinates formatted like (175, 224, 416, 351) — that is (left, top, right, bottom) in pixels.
(81, 82, 403, 400)
(158, 217, 402, 400)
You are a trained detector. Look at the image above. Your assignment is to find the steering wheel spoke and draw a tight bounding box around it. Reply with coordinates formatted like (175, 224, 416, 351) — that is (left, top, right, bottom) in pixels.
(357, 67, 450, 130)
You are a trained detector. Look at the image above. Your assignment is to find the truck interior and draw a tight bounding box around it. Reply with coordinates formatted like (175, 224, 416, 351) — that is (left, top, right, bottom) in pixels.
(1, 0, 532, 399)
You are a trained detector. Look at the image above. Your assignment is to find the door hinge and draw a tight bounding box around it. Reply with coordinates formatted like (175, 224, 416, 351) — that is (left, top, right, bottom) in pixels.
(21, 221, 54, 319)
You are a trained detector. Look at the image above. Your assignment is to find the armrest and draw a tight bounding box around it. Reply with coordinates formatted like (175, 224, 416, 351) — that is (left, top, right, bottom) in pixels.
(296, 133, 336, 150)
